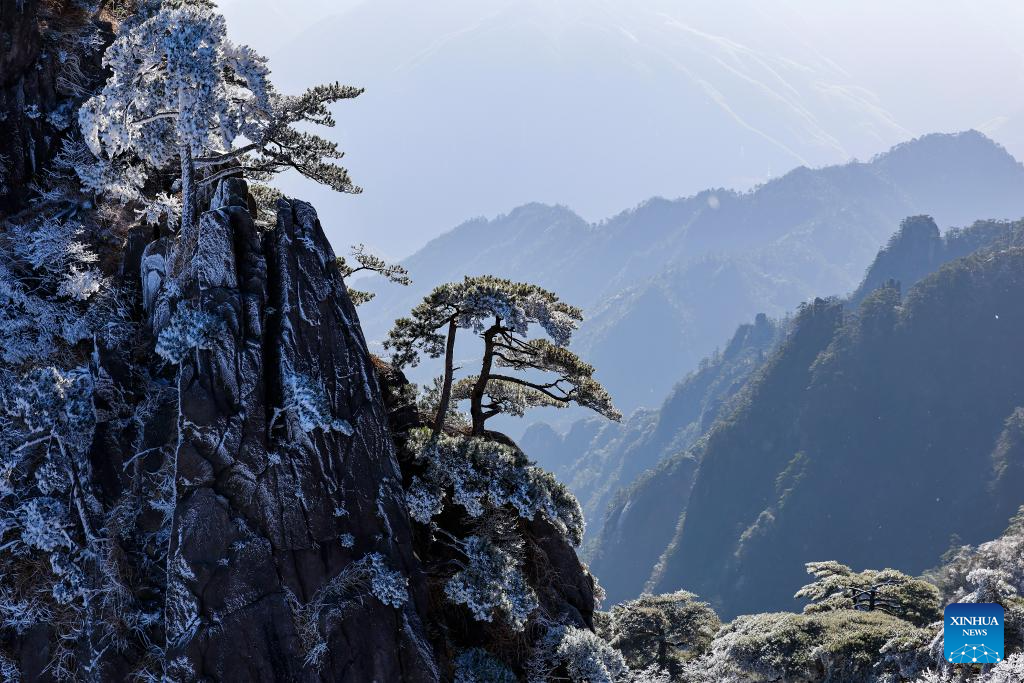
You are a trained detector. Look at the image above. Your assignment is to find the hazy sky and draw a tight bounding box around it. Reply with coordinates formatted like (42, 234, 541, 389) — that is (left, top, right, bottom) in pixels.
(217, 0, 1024, 259)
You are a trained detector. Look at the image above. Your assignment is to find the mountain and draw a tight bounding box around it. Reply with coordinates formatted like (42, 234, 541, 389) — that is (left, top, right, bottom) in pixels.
(220, 0, 1024, 256)
(360, 132, 1024, 421)
(584, 215, 1024, 608)
(648, 232, 1024, 619)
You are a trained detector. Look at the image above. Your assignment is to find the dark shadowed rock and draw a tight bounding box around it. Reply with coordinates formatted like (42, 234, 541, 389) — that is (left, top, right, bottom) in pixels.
(375, 367, 599, 678)
(0, 0, 109, 214)
(152, 180, 439, 681)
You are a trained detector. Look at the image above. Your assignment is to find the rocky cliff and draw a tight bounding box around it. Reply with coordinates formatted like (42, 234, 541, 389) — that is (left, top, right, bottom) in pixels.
(1, 171, 600, 679)
(0, 4, 606, 680)
(141, 180, 441, 681)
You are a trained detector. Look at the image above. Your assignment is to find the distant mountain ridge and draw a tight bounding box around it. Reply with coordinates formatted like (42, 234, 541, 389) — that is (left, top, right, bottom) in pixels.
(225, 0, 1024, 256)
(360, 131, 1024, 420)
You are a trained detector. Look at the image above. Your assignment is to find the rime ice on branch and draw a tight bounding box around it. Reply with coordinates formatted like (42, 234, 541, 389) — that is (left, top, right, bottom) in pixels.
(76, 4, 362, 236)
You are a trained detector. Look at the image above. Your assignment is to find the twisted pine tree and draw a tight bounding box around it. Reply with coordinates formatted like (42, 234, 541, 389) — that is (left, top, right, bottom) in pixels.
(795, 561, 941, 627)
(76, 2, 362, 237)
(385, 275, 621, 436)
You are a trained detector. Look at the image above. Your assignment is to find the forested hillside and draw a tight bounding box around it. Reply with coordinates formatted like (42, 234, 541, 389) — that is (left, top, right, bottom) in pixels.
(360, 132, 1024, 415)
(654, 240, 1024, 619)
(541, 215, 1024, 605)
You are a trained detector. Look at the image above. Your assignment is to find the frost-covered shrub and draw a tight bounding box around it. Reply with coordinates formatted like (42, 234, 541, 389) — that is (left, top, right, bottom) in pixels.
(11, 218, 98, 277)
(911, 653, 1024, 682)
(0, 227, 126, 365)
(529, 624, 630, 683)
(367, 552, 409, 608)
(405, 428, 584, 546)
(444, 536, 538, 631)
(980, 653, 1024, 682)
(453, 648, 517, 683)
(875, 623, 941, 683)
(155, 303, 223, 364)
(0, 365, 142, 678)
(603, 590, 721, 676)
(58, 266, 103, 301)
(288, 552, 408, 670)
(1, 366, 94, 488)
(629, 665, 672, 683)
(702, 610, 929, 683)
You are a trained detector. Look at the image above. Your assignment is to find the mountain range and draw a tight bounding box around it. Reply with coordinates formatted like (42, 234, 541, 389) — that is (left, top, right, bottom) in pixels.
(360, 131, 1024, 425)
(220, 0, 1024, 256)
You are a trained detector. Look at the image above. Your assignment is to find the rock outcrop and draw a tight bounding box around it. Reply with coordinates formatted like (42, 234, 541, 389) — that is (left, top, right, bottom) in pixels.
(0, 168, 600, 679)
(141, 179, 439, 681)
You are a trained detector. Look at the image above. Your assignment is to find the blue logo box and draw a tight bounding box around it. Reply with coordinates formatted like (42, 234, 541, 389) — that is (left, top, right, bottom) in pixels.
(944, 603, 1004, 664)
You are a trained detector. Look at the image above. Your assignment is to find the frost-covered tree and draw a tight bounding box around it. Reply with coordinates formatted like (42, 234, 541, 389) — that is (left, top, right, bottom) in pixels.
(599, 591, 721, 677)
(795, 561, 942, 627)
(78, 3, 362, 236)
(930, 507, 1024, 657)
(386, 276, 620, 435)
(529, 624, 630, 683)
(695, 609, 931, 683)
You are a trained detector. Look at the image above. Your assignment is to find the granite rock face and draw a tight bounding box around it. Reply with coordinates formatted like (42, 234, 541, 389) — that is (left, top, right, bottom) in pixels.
(150, 179, 439, 681)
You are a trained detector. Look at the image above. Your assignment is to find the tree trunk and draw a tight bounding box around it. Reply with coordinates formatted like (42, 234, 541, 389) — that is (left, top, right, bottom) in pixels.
(432, 317, 458, 436)
(470, 322, 500, 435)
(179, 144, 196, 237)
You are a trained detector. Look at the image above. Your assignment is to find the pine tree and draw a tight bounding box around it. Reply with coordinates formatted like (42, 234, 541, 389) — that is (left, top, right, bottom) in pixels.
(77, 3, 362, 238)
(385, 275, 620, 436)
